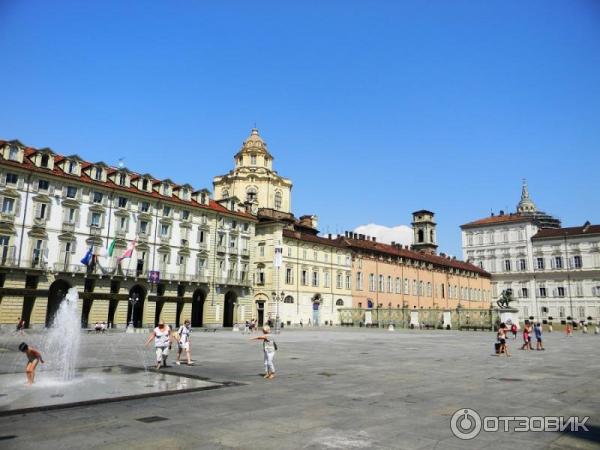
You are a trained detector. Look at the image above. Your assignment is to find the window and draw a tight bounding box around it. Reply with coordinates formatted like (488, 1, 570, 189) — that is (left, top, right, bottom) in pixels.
(140, 201, 150, 213)
(336, 299, 344, 306)
(313, 251, 318, 261)
(257, 265, 265, 285)
(504, 260, 511, 271)
(198, 230, 205, 244)
(575, 282, 583, 297)
(118, 216, 128, 232)
(274, 191, 282, 209)
(378, 275, 384, 292)
(285, 267, 294, 284)
(554, 256, 563, 269)
(65, 207, 77, 224)
(324, 271, 330, 288)
(118, 173, 126, 186)
(139, 220, 149, 235)
(573, 255, 582, 269)
(40, 154, 49, 168)
(312, 271, 319, 287)
(337, 273, 343, 289)
(559, 306, 565, 318)
(521, 287, 529, 298)
(68, 160, 76, 174)
(66, 186, 77, 198)
(557, 286, 565, 297)
(536, 257, 544, 270)
(346, 274, 351, 289)
(250, 154, 257, 165)
(369, 274, 375, 292)
(287, 246, 292, 257)
(404, 278, 409, 295)
(258, 243, 265, 257)
(518, 259, 526, 271)
(181, 210, 190, 221)
(358, 258, 362, 269)
(35, 202, 49, 220)
(467, 234, 473, 246)
(94, 167, 102, 180)
(387, 276, 392, 293)
(92, 192, 103, 204)
(38, 179, 49, 191)
(8, 146, 19, 161)
(356, 272, 363, 290)
(2, 197, 15, 214)
(163, 206, 171, 217)
(539, 285, 547, 297)
(301, 270, 308, 285)
(160, 223, 170, 237)
(283, 296, 294, 304)
(117, 196, 128, 208)
(5, 173, 18, 185)
(90, 212, 101, 227)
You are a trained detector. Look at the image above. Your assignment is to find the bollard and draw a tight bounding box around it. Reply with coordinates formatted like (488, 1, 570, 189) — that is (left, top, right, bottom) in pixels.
(388, 324, 394, 331)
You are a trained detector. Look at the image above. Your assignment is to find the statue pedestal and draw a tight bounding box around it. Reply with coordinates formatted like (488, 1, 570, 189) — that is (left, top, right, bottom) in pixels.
(497, 308, 520, 330)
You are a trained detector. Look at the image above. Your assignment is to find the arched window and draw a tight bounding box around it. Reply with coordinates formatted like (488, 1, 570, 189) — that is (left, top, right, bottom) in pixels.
(418, 229, 424, 243)
(274, 191, 282, 209)
(283, 295, 294, 304)
(336, 299, 344, 306)
(246, 187, 257, 203)
(430, 230, 434, 242)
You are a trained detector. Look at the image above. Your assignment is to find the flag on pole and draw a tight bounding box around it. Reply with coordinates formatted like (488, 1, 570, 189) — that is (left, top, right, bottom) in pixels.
(118, 239, 136, 262)
(80, 245, 93, 266)
(107, 239, 116, 257)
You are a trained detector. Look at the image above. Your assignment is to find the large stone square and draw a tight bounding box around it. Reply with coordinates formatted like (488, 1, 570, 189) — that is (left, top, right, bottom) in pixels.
(0, 328, 598, 449)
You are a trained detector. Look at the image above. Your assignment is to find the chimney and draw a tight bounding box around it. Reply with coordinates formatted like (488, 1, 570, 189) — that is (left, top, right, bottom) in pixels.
(328, 233, 332, 239)
(353, 233, 358, 239)
(372, 237, 377, 242)
(499, 210, 504, 216)
(391, 241, 396, 246)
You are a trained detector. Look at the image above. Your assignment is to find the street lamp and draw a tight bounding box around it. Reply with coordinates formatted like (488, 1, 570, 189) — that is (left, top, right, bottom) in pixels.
(127, 292, 140, 332)
(271, 290, 284, 333)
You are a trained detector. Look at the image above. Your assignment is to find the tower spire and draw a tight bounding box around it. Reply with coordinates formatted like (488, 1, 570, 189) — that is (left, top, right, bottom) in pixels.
(516, 179, 537, 214)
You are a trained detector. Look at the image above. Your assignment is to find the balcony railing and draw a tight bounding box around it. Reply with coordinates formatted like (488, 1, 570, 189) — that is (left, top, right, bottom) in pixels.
(216, 275, 252, 287)
(62, 222, 76, 233)
(241, 248, 249, 256)
(216, 244, 227, 253)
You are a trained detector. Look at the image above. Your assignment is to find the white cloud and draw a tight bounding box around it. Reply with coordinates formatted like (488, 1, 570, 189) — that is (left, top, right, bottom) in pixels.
(353, 223, 413, 246)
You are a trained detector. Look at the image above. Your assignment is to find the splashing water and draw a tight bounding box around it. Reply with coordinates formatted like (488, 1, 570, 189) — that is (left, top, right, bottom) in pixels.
(44, 287, 81, 380)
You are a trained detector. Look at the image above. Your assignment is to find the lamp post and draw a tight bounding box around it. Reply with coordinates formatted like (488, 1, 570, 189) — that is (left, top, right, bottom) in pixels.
(127, 292, 140, 332)
(271, 290, 284, 333)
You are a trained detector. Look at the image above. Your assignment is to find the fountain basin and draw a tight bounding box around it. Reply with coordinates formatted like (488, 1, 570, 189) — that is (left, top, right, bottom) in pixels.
(0, 366, 231, 416)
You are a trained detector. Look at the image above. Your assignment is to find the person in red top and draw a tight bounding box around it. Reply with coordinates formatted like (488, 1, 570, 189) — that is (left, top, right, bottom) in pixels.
(511, 323, 517, 339)
(520, 322, 533, 350)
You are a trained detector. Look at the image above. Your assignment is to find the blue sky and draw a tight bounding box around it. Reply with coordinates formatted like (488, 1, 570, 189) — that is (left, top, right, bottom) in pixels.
(1, 1, 599, 257)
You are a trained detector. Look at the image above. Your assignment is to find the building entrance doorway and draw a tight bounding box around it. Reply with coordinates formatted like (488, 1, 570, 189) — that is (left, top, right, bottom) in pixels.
(223, 291, 237, 327)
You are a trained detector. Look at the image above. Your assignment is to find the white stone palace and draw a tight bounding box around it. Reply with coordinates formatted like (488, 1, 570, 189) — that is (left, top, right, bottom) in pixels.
(461, 181, 600, 323)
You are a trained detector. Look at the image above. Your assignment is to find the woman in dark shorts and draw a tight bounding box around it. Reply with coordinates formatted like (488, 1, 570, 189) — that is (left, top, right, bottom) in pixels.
(497, 323, 510, 357)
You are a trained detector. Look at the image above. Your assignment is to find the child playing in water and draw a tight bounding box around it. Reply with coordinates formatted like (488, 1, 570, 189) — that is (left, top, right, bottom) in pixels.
(19, 342, 44, 385)
(250, 325, 277, 380)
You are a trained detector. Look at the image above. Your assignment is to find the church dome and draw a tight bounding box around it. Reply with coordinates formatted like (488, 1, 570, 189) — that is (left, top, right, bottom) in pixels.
(516, 179, 537, 214)
(236, 128, 272, 158)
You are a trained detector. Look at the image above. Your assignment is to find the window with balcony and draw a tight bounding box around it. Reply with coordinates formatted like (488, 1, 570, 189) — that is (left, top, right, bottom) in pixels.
(35, 202, 49, 220)
(90, 212, 102, 228)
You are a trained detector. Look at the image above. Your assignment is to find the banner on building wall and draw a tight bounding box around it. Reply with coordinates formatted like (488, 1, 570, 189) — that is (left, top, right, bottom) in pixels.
(274, 245, 283, 268)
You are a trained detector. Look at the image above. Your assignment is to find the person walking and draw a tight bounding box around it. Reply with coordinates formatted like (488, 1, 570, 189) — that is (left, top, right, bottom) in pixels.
(250, 325, 277, 380)
(520, 321, 533, 350)
(16, 317, 25, 335)
(145, 319, 172, 370)
(175, 320, 193, 366)
(510, 323, 517, 340)
(534, 323, 544, 350)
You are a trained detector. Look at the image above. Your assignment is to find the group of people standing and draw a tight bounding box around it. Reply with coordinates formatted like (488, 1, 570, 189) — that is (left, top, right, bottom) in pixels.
(496, 321, 544, 356)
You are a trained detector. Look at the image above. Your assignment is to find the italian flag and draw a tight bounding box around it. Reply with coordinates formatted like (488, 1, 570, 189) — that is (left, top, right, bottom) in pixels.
(108, 239, 116, 257)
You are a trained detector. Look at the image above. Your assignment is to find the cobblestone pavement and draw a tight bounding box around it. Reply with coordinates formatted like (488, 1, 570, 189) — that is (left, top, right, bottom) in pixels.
(0, 328, 598, 450)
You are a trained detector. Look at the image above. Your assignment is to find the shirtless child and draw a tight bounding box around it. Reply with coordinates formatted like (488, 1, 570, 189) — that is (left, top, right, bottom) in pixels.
(19, 342, 44, 385)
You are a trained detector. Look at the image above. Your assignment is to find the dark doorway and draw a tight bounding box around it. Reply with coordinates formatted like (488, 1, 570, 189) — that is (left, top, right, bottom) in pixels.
(46, 279, 72, 327)
(22, 297, 35, 328)
(154, 300, 164, 326)
(256, 301, 265, 326)
(81, 279, 95, 328)
(223, 291, 237, 327)
(191, 289, 206, 327)
(126, 285, 146, 328)
(108, 300, 118, 328)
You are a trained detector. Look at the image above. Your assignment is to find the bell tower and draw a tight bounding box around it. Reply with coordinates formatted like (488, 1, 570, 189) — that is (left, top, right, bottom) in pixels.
(411, 210, 438, 254)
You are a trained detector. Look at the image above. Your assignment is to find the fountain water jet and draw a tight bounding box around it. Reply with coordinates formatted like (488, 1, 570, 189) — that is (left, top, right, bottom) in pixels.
(43, 287, 81, 381)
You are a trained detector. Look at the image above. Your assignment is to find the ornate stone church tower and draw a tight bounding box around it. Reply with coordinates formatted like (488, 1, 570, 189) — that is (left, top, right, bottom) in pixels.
(516, 179, 537, 214)
(411, 210, 438, 254)
(213, 128, 293, 213)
